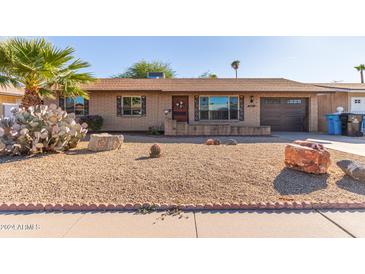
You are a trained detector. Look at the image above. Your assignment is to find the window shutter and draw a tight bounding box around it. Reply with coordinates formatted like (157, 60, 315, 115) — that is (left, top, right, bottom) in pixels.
(117, 96, 122, 116)
(194, 95, 199, 121)
(141, 96, 146, 116)
(239, 95, 244, 121)
(84, 99, 89, 115)
(59, 96, 65, 110)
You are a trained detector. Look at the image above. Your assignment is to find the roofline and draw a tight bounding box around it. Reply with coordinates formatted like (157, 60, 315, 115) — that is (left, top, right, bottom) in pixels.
(313, 84, 365, 91)
(0, 91, 23, 97)
(97, 77, 292, 80)
(86, 89, 332, 93)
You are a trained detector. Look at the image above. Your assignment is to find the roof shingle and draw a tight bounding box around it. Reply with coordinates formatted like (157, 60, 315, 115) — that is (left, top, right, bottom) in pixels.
(314, 83, 365, 91)
(0, 86, 24, 96)
(81, 78, 332, 93)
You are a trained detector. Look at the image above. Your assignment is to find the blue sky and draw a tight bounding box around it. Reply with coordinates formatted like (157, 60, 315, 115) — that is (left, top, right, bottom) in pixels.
(23, 37, 365, 82)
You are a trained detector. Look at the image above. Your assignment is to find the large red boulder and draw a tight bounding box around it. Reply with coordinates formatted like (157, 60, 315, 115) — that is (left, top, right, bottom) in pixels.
(284, 141, 331, 174)
(293, 140, 324, 150)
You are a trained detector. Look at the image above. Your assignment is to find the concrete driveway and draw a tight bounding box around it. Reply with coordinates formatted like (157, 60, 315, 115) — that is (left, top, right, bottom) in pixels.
(0, 209, 364, 238)
(274, 132, 365, 157)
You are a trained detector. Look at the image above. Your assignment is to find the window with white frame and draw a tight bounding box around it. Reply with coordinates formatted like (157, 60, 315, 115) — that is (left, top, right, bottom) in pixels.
(287, 99, 302, 104)
(122, 96, 142, 116)
(63, 96, 88, 115)
(199, 96, 239, 120)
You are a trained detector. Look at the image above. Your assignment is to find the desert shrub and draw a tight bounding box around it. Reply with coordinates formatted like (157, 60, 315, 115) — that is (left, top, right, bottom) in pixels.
(0, 104, 88, 155)
(148, 126, 163, 135)
(77, 115, 103, 131)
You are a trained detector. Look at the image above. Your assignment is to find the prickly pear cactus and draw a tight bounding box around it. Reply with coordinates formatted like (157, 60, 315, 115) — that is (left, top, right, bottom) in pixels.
(149, 144, 161, 158)
(0, 104, 88, 156)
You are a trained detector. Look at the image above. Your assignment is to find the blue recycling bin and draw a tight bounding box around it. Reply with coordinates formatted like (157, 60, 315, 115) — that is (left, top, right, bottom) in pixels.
(326, 114, 342, 135)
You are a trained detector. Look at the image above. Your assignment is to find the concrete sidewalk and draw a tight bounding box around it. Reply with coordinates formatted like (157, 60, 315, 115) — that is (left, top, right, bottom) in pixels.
(274, 132, 365, 157)
(0, 209, 363, 238)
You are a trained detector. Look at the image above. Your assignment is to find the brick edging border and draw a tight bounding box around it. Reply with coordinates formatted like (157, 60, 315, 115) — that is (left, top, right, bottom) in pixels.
(1, 201, 365, 211)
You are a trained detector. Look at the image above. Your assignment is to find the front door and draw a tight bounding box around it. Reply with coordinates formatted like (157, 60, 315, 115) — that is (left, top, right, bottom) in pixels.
(172, 96, 189, 122)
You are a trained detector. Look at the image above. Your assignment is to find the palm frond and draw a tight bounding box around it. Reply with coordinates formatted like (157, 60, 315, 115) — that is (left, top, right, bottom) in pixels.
(38, 87, 54, 98)
(66, 59, 90, 71)
(0, 74, 20, 88)
(59, 85, 89, 100)
(0, 37, 95, 102)
(354, 64, 365, 71)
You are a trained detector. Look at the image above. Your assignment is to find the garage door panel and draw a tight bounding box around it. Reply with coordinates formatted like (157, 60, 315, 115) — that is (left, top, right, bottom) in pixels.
(260, 97, 308, 131)
(351, 97, 365, 113)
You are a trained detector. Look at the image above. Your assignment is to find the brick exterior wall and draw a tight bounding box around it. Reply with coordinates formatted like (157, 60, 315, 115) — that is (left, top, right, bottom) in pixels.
(47, 91, 320, 132)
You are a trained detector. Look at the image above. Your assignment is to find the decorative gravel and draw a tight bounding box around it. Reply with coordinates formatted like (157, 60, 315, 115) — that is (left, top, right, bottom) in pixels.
(1, 135, 365, 205)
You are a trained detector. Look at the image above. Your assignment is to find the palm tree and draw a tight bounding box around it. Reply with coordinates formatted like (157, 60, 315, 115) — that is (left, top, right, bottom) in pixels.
(354, 64, 365, 83)
(231, 60, 240, 79)
(0, 38, 95, 108)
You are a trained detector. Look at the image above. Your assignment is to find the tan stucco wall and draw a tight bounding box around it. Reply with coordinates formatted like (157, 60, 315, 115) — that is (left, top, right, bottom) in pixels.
(83, 91, 319, 132)
(0, 94, 21, 104)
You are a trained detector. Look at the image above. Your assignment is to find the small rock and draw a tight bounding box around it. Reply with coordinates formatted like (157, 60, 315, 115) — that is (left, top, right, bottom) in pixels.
(337, 160, 365, 182)
(206, 139, 215, 145)
(150, 144, 162, 158)
(87, 133, 124, 151)
(226, 139, 238, 145)
(0, 141, 5, 151)
(213, 139, 221, 145)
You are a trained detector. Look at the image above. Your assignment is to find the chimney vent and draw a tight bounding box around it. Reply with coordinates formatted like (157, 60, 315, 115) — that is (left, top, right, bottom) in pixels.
(147, 72, 165, 79)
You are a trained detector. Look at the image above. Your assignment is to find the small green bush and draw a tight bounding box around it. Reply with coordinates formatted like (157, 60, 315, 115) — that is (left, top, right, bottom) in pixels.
(148, 126, 163, 135)
(77, 115, 103, 131)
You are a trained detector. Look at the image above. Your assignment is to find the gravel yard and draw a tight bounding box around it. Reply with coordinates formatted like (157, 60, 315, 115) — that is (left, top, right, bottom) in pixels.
(1, 135, 365, 205)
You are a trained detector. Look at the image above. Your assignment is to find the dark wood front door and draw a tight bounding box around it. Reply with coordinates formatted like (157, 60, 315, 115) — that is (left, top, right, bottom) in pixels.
(172, 96, 189, 122)
(260, 97, 309, 131)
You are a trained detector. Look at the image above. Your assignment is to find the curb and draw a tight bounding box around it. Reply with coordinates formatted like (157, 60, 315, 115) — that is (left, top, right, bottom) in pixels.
(1, 201, 365, 212)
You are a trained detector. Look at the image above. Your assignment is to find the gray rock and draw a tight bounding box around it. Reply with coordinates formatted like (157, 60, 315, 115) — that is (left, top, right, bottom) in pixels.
(213, 139, 221, 145)
(226, 139, 238, 145)
(337, 160, 365, 182)
(88, 133, 124, 152)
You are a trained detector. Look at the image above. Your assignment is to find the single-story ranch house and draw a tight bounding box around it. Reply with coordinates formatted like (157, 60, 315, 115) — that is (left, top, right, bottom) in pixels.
(42, 78, 365, 135)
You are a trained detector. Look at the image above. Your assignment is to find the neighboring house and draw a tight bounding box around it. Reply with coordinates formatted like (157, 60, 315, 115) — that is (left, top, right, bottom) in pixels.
(314, 83, 365, 132)
(47, 78, 334, 135)
(0, 86, 24, 117)
(0, 86, 23, 104)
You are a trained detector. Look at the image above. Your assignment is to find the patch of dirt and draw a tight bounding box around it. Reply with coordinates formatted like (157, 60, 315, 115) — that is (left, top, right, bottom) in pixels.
(1, 137, 365, 204)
